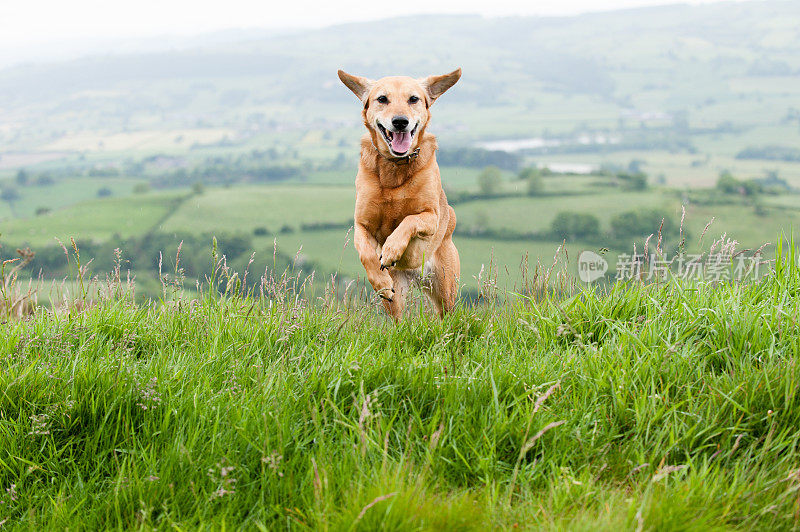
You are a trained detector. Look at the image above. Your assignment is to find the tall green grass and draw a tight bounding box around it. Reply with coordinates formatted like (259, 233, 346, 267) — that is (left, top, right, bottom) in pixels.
(1, 243, 799, 529)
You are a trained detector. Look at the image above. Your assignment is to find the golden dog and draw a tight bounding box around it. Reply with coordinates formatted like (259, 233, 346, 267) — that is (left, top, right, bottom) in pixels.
(338, 68, 462, 318)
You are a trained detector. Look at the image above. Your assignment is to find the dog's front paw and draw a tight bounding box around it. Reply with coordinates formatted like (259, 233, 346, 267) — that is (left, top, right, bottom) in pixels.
(379, 236, 406, 271)
(369, 270, 395, 302)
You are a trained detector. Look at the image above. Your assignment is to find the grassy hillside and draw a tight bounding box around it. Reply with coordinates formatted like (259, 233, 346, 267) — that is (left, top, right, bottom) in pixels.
(1, 247, 799, 529)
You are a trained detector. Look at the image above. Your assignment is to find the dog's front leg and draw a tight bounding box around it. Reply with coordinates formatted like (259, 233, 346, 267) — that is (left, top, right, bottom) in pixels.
(380, 211, 438, 270)
(354, 223, 395, 301)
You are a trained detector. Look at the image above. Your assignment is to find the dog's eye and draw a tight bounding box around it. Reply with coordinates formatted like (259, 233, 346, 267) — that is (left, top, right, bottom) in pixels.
(408, 95, 420, 104)
(376, 95, 389, 104)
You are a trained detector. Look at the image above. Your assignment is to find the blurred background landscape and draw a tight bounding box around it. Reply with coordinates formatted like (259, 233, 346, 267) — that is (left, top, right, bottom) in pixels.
(1, 0, 799, 300)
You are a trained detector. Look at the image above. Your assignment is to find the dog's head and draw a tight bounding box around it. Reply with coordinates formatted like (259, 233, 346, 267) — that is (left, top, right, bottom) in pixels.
(338, 69, 461, 158)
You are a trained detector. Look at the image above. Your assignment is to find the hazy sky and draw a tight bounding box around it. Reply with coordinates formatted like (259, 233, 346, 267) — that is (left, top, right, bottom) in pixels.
(0, 0, 745, 66)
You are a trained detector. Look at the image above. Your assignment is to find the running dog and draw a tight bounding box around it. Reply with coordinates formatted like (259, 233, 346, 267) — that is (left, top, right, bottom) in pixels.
(338, 68, 462, 318)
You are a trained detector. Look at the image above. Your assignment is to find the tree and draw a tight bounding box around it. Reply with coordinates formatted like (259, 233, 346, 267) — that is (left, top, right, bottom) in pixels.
(550, 212, 600, 240)
(716, 170, 761, 196)
(610, 208, 676, 240)
(627, 159, 646, 173)
(133, 183, 150, 194)
(477, 166, 503, 196)
(741, 179, 762, 197)
(716, 170, 739, 194)
(617, 171, 648, 190)
(759, 170, 790, 193)
(88, 166, 120, 178)
(1, 187, 20, 204)
(35, 174, 55, 187)
(526, 175, 544, 196)
(517, 167, 540, 181)
(437, 148, 521, 171)
(15, 169, 29, 186)
(518, 168, 545, 196)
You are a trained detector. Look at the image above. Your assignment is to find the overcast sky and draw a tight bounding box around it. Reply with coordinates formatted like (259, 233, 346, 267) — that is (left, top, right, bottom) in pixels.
(0, 0, 746, 66)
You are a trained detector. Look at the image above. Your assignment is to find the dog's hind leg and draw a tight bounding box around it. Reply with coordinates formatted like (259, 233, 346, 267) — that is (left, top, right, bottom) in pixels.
(381, 269, 415, 320)
(423, 237, 460, 318)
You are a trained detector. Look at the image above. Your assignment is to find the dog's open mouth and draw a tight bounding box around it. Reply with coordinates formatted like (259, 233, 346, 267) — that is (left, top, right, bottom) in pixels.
(377, 122, 418, 156)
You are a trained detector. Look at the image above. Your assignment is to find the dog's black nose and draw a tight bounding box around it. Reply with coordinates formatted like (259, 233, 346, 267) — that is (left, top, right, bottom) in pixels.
(391, 116, 410, 131)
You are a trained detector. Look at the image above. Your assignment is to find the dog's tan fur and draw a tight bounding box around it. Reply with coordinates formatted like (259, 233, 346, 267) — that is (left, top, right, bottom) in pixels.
(338, 68, 462, 318)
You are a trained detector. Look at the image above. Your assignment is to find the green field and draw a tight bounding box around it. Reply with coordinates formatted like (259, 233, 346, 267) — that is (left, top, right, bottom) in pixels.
(2, 178, 797, 293)
(160, 185, 354, 234)
(1, 177, 149, 219)
(455, 191, 678, 234)
(2, 249, 799, 529)
(1, 193, 184, 247)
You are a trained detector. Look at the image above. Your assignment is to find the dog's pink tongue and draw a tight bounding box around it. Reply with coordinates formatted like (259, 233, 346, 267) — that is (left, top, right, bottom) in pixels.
(391, 132, 412, 154)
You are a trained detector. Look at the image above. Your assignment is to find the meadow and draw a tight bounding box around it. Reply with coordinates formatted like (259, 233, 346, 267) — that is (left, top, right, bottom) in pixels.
(3, 167, 796, 297)
(1, 242, 799, 529)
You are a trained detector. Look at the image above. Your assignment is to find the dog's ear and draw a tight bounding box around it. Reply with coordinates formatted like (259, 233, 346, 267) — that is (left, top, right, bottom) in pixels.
(420, 68, 462, 104)
(338, 70, 374, 103)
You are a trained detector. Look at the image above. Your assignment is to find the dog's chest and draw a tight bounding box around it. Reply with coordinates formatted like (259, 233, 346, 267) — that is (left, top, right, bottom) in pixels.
(369, 190, 419, 240)
(375, 198, 411, 238)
